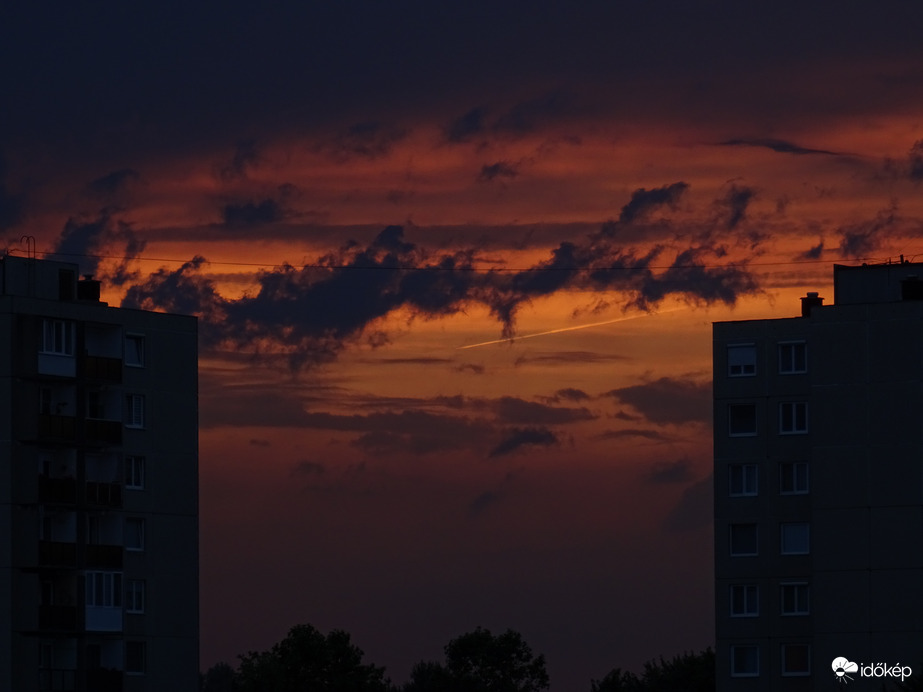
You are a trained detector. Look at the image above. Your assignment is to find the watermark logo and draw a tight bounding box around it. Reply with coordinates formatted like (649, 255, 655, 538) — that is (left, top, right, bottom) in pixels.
(832, 657, 912, 685)
(831, 657, 858, 683)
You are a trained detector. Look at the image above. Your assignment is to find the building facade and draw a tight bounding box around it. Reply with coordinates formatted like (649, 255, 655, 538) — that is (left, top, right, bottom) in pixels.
(0, 256, 198, 691)
(714, 262, 923, 690)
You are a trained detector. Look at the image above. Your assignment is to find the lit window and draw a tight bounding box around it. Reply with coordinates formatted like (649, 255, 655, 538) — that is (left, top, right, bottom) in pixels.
(781, 644, 811, 676)
(125, 456, 145, 490)
(124, 395, 145, 429)
(126, 580, 145, 614)
(779, 402, 808, 434)
(125, 641, 146, 674)
(730, 585, 759, 617)
(729, 464, 758, 496)
(729, 404, 757, 436)
(781, 523, 810, 555)
(779, 342, 807, 374)
(731, 645, 759, 677)
(85, 571, 122, 608)
(728, 344, 757, 377)
(125, 334, 145, 367)
(780, 582, 810, 615)
(730, 523, 758, 556)
(780, 462, 809, 494)
(41, 319, 75, 356)
(125, 518, 145, 552)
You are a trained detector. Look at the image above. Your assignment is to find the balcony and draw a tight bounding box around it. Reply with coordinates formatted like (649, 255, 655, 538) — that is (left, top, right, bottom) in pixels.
(85, 482, 122, 508)
(82, 355, 122, 383)
(38, 541, 77, 567)
(38, 668, 76, 692)
(85, 419, 122, 445)
(86, 669, 123, 692)
(38, 415, 76, 441)
(85, 544, 123, 569)
(38, 476, 77, 504)
(38, 605, 77, 631)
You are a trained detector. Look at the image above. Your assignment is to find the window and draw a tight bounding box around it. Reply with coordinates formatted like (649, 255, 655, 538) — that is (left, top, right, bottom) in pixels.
(779, 402, 808, 434)
(781, 582, 810, 615)
(779, 342, 807, 374)
(125, 518, 145, 552)
(730, 585, 759, 617)
(40, 388, 52, 415)
(781, 522, 810, 555)
(125, 334, 145, 367)
(729, 464, 758, 496)
(780, 462, 809, 494)
(125, 641, 146, 674)
(85, 572, 122, 607)
(124, 395, 145, 429)
(42, 319, 75, 356)
(730, 523, 759, 556)
(728, 404, 757, 436)
(731, 645, 759, 677)
(125, 456, 145, 490)
(126, 580, 145, 614)
(781, 644, 811, 676)
(728, 344, 756, 377)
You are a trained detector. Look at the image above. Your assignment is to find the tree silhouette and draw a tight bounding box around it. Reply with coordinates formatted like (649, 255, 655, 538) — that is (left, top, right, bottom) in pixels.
(235, 623, 392, 692)
(591, 649, 714, 692)
(201, 661, 237, 692)
(404, 627, 549, 692)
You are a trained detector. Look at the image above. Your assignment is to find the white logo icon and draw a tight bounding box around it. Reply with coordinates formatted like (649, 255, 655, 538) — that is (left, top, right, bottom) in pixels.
(832, 657, 859, 683)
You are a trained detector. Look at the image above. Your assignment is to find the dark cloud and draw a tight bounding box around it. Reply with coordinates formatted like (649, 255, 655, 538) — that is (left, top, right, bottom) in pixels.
(489, 427, 558, 458)
(717, 184, 756, 230)
(646, 458, 695, 484)
(796, 239, 824, 260)
(87, 168, 141, 200)
(838, 204, 898, 258)
(553, 388, 591, 402)
(217, 140, 261, 182)
(612, 411, 641, 422)
(595, 428, 672, 442)
(618, 183, 689, 224)
(665, 475, 713, 532)
(719, 137, 847, 156)
(909, 140, 923, 182)
(314, 122, 408, 160)
(515, 351, 632, 366)
(478, 161, 519, 183)
(493, 91, 571, 136)
(468, 490, 499, 515)
(222, 199, 284, 226)
(445, 107, 488, 143)
(604, 376, 711, 425)
(52, 211, 147, 285)
(292, 460, 326, 476)
(455, 363, 485, 375)
(490, 396, 595, 425)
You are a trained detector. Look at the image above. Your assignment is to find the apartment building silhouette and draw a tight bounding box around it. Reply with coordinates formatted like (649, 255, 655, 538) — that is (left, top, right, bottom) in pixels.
(0, 256, 198, 691)
(713, 261, 923, 690)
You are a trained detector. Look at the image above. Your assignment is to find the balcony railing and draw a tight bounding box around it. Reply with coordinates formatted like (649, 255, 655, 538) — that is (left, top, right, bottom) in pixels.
(85, 419, 122, 445)
(38, 605, 77, 631)
(38, 476, 77, 504)
(86, 668, 123, 692)
(38, 541, 77, 567)
(38, 668, 76, 692)
(85, 544, 123, 569)
(85, 481, 122, 508)
(38, 415, 76, 441)
(82, 355, 122, 382)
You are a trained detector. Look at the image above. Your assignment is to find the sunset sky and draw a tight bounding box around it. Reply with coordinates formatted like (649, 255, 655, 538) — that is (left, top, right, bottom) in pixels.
(4, 3, 923, 688)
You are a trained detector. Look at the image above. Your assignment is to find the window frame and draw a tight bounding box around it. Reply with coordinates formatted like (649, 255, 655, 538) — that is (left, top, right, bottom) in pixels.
(126, 580, 145, 614)
(125, 456, 145, 490)
(780, 461, 809, 495)
(41, 319, 75, 356)
(780, 522, 810, 555)
(125, 334, 145, 368)
(780, 582, 810, 616)
(730, 645, 760, 678)
(730, 523, 759, 557)
(730, 584, 759, 618)
(728, 344, 757, 377)
(779, 341, 807, 375)
(124, 518, 145, 552)
(728, 404, 758, 437)
(781, 643, 811, 677)
(729, 463, 758, 497)
(125, 641, 146, 675)
(779, 402, 808, 435)
(124, 394, 145, 429)
(85, 571, 123, 608)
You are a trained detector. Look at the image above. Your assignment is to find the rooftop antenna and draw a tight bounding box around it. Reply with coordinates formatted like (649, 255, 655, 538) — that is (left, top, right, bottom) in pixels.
(19, 235, 36, 259)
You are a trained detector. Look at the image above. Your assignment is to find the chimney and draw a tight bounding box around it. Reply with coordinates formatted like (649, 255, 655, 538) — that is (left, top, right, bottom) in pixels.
(77, 274, 102, 302)
(801, 291, 824, 317)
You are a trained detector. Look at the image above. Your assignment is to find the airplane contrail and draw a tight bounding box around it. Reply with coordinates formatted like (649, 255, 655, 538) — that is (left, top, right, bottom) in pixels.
(457, 307, 686, 349)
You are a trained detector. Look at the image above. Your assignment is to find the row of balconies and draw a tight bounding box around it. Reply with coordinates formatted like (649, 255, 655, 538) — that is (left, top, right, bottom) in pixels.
(37, 415, 122, 445)
(39, 541, 123, 569)
(39, 667, 122, 692)
(39, 477, 122, 508)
